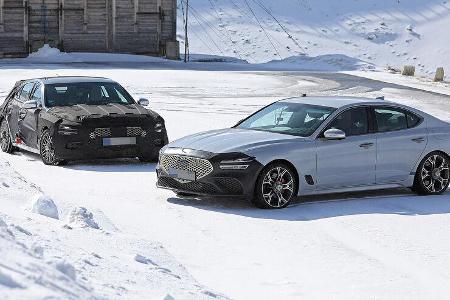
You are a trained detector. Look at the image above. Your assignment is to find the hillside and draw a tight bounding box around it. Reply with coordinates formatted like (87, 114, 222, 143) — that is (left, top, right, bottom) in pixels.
(179, 0, 450, 76)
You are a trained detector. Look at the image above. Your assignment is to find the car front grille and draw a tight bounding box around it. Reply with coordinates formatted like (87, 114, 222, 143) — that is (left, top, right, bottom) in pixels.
(93, 128, 111, 138)
(89, 127, 147, 139)
(214, 178, 244, 195)
(158, 177, 219, 194)
(127, 127, 147, 137)
(160, 154, 213, 179)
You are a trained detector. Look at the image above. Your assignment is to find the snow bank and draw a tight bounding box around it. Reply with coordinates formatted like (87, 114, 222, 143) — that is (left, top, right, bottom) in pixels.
(25, 44, 173, 64)
(0, 270, 23, 289)
(28, 44, 67, 59)
(55, 260, 77, 281)
(67, 207, 99, 229)
(28, 194, 59, 219)
(0, 153, 226, 299)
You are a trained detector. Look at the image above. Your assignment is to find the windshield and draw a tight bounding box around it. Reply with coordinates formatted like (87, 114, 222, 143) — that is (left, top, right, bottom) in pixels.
(44, 82, 135, 107)
(237, 102, 336, 137)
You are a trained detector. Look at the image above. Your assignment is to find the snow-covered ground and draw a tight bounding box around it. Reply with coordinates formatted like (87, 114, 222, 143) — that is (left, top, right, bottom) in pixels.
(0, 159, 226, 299)
(1, 61, 450, 299)
(180, 0, 450, 78)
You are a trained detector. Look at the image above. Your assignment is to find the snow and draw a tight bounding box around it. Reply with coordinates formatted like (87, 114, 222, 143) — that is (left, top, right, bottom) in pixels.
(0, 60, 449, 299)
(66, 207, 100, 229)
(28, 194, 59, 220)
(0, 147, 228, 299)
(180, 0, 450, 78)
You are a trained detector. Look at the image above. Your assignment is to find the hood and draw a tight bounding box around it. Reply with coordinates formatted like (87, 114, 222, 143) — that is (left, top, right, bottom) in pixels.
(48, 103, 156, 122)
(168, 128, 304, 153)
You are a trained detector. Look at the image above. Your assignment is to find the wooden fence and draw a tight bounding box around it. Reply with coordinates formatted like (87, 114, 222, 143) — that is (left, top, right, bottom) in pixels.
(0, 0, 177, 57)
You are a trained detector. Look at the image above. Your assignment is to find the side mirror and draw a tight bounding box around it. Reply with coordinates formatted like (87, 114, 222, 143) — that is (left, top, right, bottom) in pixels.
(323, 128, 346, 140)
(138, 98, 149, 106)
(23, 100, 39, 109)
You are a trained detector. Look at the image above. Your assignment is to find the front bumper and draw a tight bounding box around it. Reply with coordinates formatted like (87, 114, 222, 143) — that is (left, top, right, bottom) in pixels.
(156, 150, 264, 198)
(52, 128, 168, 160)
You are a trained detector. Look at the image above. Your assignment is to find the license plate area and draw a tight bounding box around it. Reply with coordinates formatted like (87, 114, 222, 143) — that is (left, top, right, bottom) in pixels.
(168, 167, 196, 181)
(103, 137, 136, 146)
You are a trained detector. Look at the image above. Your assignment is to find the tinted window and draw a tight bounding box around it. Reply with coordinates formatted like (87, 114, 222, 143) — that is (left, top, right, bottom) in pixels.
(326, 107, 368, 136)
(19, 82, 35, 102)
(375, 107, 408, 132)
(44, 82, 135, 107)
(406, 112, 421, 128)
(237, 102, 335, 137)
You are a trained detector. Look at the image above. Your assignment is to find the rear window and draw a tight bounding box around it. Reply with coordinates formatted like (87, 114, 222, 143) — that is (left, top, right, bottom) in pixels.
(44, 82, 135, 107)
(375, 107, 408, 132)
(406, 112, 422, 128)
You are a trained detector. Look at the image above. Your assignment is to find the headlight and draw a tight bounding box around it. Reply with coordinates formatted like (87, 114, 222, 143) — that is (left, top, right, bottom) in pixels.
(58, 124, 78, 135)
(219, 156, 255, 170)
(154, 123, 164, 133)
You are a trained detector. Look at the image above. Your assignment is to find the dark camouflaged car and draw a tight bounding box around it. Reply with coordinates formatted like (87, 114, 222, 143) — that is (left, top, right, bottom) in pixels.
(0, 77, 168, 165)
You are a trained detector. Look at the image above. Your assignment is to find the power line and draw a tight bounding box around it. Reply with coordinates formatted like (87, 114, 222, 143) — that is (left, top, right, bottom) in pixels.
(242, 0, 282, 59)
(182, 1, 226, 55)
(251, 0, 305, 53)
(206, 0, 244, 59)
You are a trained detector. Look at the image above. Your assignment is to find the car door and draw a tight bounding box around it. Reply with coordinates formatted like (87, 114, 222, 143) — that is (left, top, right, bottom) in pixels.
(6, 82, 35, 140)
(373, 106, 427, 184)
(19, 83, 42, 147)
(316, 106, 376, 190)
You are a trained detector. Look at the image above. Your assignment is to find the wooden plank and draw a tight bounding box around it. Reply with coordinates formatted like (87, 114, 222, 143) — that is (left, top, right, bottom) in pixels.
(1, 0, 177, 56)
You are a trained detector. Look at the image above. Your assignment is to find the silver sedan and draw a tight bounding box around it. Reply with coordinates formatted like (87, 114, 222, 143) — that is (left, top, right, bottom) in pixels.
(157, 96, 450, 209)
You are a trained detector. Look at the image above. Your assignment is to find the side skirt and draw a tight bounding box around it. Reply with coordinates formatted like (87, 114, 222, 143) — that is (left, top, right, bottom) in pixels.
(299, 183, 409, 196)
(13, 142, 40, 154)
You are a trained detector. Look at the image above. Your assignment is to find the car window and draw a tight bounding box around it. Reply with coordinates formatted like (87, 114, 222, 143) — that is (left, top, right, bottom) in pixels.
(325, 107, 368, 136)
(406, 112, 421, 128)
(19, 82, 35, 102)
(44, 82, 135, 107)
(375, 107, 408, 132)
(237, 102, 335, 137)
(31, 84, 43, 103)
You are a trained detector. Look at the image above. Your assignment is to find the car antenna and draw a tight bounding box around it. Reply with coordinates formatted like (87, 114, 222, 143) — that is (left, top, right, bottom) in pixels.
(301, 93, 307, 97)
(376, 96, 385, 100)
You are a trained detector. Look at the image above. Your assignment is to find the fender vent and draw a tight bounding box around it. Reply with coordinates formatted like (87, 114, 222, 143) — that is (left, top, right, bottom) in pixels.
(305, 175, 315, 185)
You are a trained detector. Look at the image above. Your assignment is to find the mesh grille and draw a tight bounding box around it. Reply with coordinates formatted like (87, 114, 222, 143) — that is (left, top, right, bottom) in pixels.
(127, 127, 146, 137)
(158, 177, 219, 194)
(214, 178, 244, 195)
(94, 128, 111, 137)
(160, 154, 213, 179)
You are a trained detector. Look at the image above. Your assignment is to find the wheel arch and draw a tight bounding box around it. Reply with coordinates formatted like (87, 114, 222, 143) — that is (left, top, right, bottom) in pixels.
(258, 159, 300, 194)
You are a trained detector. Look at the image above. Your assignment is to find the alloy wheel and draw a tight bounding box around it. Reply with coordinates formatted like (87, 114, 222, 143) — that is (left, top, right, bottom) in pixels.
(0, 120, 12, 153)
(40, 132, 57, 164)
(261, 166, 295, 208)
(420, 154, 449, 193)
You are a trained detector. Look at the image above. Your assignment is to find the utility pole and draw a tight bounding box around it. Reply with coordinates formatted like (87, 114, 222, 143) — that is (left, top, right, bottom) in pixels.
(184, 0, 189, 63)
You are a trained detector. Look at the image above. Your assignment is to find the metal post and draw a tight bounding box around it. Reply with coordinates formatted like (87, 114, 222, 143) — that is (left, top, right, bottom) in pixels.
(0, 0, 4, 26)
(184, 0, 189, 63)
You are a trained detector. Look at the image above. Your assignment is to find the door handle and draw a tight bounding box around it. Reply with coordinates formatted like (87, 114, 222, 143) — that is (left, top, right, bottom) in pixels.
(19, 109, 27, 120)
(411, 137, 425, 143)
(359, 142, 374, 149)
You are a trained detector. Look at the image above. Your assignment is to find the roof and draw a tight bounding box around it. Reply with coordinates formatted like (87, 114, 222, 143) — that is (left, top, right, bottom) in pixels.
(280, 96, 391, 108)
(27, 76, 115, 85)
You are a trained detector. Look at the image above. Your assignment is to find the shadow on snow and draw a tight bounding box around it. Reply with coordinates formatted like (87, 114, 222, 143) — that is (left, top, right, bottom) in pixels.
(167, 188, 450, 221)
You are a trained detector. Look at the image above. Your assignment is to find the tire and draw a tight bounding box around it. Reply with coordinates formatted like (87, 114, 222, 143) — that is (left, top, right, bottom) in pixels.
(413, 152, 449, 195)
(253, 162, 298, 209)
(39, 130, 65, 166)
(0, 119, 14, 154)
